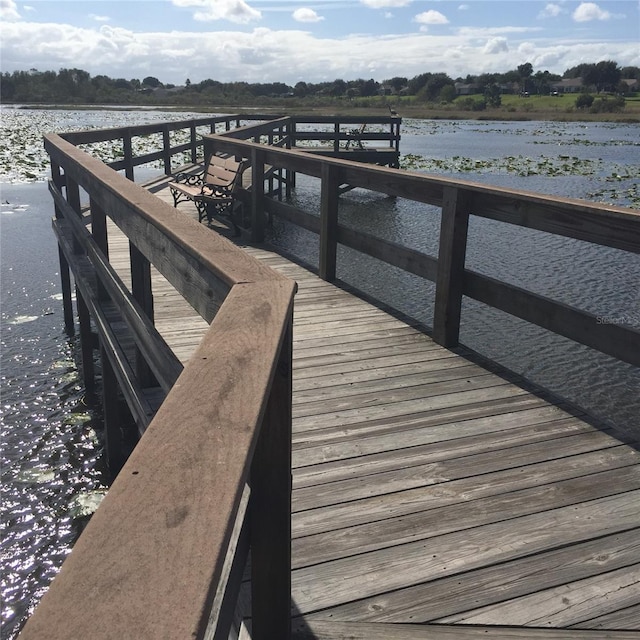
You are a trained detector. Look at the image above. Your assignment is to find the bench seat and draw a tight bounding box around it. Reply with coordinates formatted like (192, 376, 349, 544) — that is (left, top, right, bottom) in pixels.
(169, 154, 245, 234)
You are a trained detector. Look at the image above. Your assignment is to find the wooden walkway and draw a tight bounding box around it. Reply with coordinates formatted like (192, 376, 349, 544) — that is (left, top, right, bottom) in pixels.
(116, 181, 640, 638)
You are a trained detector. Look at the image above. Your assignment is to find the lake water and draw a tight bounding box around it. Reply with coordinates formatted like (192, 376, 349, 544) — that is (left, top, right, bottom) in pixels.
(1, 109, 639, 638)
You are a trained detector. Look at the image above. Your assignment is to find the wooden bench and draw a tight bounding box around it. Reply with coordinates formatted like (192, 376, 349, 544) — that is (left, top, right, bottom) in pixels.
(169, 153, 246, 234)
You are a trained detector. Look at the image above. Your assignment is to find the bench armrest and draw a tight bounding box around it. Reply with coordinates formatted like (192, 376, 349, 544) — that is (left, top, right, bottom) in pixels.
(173, 171, 204, 186)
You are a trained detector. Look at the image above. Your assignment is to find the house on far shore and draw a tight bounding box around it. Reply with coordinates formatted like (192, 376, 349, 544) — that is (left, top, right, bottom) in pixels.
(621, 78, 639, 93)
(454, 82, 480, 95)
(550, 77, 639, 95)
(550, 78, 588, 94)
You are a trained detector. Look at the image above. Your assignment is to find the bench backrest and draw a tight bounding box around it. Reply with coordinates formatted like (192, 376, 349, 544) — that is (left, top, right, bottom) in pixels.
(205, 154, 244, 190)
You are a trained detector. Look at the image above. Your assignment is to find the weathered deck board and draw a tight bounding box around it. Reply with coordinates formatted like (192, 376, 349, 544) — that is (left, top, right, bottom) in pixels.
(105, 181, 640, 636)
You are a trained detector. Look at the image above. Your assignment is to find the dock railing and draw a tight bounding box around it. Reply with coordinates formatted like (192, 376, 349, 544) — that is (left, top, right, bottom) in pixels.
(204, 132, 640, 368)
(20, 128, 297, 638)
(22, 114, 639, 638)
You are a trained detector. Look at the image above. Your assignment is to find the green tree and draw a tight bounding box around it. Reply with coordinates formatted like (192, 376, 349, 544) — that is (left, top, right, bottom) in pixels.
(517, 62, 533, 93)
(142, 76, 161, 88)
(575, 93, 594, 109)
(584, 60, 621, 93)
(484, 83, 502, 107)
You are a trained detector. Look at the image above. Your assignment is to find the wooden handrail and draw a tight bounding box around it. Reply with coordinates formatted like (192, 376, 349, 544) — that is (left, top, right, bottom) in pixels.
(22, 130, 297, 639)
(202, 133, 640, 366)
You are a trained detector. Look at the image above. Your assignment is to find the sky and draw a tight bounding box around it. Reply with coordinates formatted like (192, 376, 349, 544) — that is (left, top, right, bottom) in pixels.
(0, 0, 638, 86)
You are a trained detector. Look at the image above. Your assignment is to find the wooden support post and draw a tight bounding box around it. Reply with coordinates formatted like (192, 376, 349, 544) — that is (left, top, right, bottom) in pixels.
(251, 319, 293, 640)
(285, 122, 294, 197)
(333, 122, 340, 154)
(52, 161, 75, 335)
(433, 186, 472, 347)
(123, 131, 134, 181)
(66, 176, 83, 254)
(76, 288, 95, 391)
(130, 242, 156, 388)
(91, 197, 109, 301)
(58, 246, 75, 336)
(162, 125, 171, 175)
(100, 346, 123, 476)
(251, 148, 266, 243)
(190, 123, 197, 164)
(319, 163, 340, 282)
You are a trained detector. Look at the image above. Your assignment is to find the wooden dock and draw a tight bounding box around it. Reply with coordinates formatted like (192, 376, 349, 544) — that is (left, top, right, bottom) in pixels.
(26, 118, 639, 640)
(148, 186, 640, 637)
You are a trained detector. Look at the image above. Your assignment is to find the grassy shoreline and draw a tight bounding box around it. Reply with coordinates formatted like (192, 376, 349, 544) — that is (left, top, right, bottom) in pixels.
(5, 95, 640, 123)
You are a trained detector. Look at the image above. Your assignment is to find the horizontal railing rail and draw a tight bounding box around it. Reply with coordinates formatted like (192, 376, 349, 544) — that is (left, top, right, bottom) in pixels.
(58, 113, 401, 182)
(21, 130, 296, 639)
(204, 134, 640, 368)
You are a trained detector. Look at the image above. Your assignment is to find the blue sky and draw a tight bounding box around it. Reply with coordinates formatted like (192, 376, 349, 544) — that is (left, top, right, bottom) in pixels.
(1, 1, 638, 85)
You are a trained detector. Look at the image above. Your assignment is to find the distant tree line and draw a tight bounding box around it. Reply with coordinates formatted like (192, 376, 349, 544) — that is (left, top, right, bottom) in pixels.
(1, 60, 638, 106)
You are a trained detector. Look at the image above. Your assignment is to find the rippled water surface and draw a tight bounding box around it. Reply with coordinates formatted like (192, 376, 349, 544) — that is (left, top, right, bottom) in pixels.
(1, 110, 639, 638)
(1, 183, 109, 639)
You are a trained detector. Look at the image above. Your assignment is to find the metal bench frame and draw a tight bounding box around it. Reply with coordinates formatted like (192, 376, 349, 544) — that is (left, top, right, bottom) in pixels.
(169, 153, 245, 234)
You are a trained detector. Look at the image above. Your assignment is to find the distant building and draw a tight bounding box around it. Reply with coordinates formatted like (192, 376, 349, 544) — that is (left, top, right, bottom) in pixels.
(454, 82, 480, 95)
(550, 78, 590, 93)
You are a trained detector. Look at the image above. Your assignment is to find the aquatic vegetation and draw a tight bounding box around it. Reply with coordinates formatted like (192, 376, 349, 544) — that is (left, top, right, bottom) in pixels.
(67, 489, 108, 519)
(588, 182, 640, 207)
(399, 153, 608, 177)
(0, 107, 207, 182)
(2, 108, 638, 209)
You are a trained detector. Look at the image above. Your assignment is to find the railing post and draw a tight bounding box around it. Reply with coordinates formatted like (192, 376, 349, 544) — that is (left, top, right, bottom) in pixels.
(90, 197, 109, 301)
(190, 123, 197, 164)
(67, 175, 97, 388)
(76, 288, 96, 391)
(319, 163, 340, 282)
(130, 243, 156, 388)
(123, 130, 134, 181)
(51, 161, 75, 335)
(333, 122, 340, 154)
(251, 148, 266, 243)
(433, 186, 472, 347)
(250, 319, 293, 640)
(162, 124, 171, 175)
(285, 121, 294, 196)
(100, 345, 124, 475)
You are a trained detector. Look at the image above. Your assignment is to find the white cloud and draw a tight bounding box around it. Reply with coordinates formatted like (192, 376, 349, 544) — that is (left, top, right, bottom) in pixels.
(538, 3, 562, 19)
(573, 2, 611, 22)
(1, 19, 638, 86)
(172, 0, 261, 23)
(292, 8, 324, 23)
(458, 4, 469, 10)
(483, 37, 509, 54)
(0, 0, 20, 20)
(414, 10, 449, 25)
(360, 0, 411, 8)
(90, 14, 111, 23)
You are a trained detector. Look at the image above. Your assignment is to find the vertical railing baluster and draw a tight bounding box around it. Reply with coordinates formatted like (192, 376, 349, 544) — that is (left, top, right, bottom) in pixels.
(285, 120, 294, 197)
(91, 197, 109, 301)
(319, 163, 340, 282)
(190, 123, 197, 164)
(130, 243, 156, 388)
(123, 130, 134, 181)
(162, 125, 171, 175)
(66, 175, 96, 388)
(100, 345, 123, 476)
(433, 186, 472, 346)
(51, 161, 75, 335)
(250, 318, 293, 640)
(251, 148, 266, 243)
(76, 289, 95, 392)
